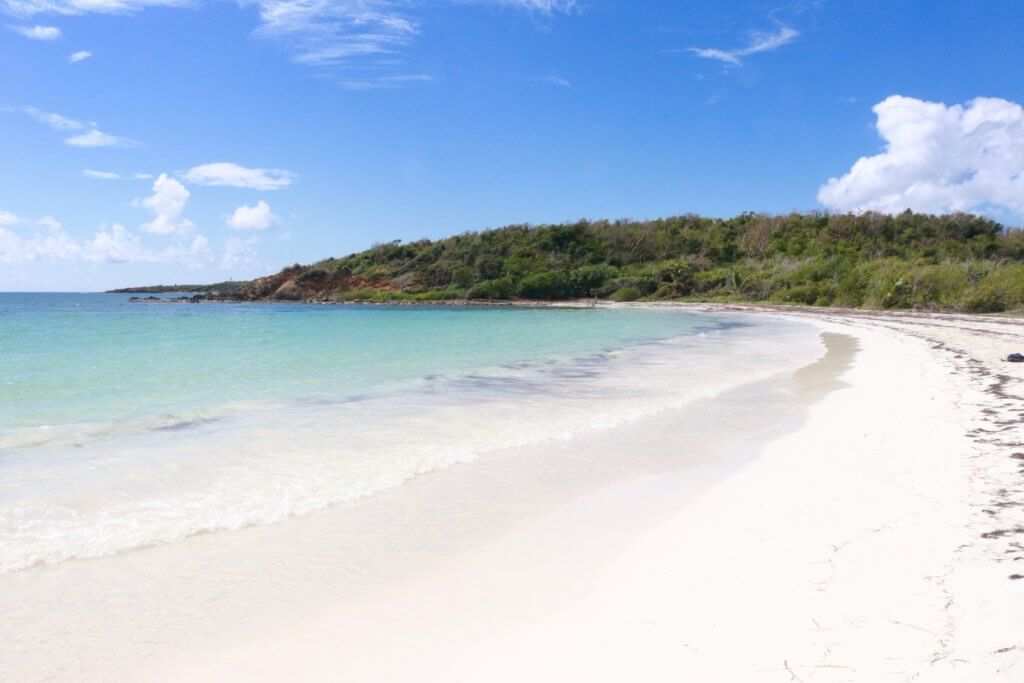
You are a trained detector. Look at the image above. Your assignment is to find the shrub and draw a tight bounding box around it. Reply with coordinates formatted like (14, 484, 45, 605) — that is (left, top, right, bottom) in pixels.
(517, 271, 571, 299)
(333, 287, 377, 301)
(296, 268, 328, 284)
(611, 286, 641, 301)
(452, 266, 476, 288)
(568, 264, 619, 297)
(962, 284, 1008, 313)
(467, 278, 516, 300)
(599, 274, 659, 298)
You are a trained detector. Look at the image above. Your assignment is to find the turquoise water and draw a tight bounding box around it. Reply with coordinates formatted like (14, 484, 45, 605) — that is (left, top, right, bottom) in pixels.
(1, 294, 717, 438)
(0, 294, 822, 572)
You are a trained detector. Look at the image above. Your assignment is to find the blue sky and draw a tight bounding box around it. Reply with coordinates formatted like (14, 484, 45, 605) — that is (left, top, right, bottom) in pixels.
(2, 1, 1023, 290)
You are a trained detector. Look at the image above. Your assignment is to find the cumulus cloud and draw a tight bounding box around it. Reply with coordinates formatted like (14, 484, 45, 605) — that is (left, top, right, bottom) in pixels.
(0, 208, 19, 226)
(0, 222, 78, 262)
(69, 49, 91, 62)
(690, 25, 798, 66)
(85, 222, 145, 262)
(137, 173, 195, 236)
(227, 199, 277, 230)
(183, 162, 294, 190)
(88, 225, 211, 263)
(818, 95, 1024, 217)
(12, 24, 61, 39)
(0, 226, 79, 262)
(221, 235, 262, 270)
(0, 220, 212, 265)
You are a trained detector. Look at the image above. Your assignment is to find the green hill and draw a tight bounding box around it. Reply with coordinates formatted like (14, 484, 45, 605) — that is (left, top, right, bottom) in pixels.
(118, 211, 1024, 312)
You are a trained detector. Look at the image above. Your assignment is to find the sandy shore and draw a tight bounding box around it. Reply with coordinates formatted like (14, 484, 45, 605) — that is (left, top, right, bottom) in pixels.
(155, 306, 1023, 682)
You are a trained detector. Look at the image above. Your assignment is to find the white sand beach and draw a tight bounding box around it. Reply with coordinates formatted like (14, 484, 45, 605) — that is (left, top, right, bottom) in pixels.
(158, 307, 1024, 682)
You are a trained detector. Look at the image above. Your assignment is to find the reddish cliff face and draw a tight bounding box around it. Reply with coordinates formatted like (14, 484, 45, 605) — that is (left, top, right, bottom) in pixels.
(235, 271, 401, 301)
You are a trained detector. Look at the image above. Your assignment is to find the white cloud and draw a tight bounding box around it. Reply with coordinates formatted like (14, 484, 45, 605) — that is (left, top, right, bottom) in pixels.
(87, 224, 211, 263)
(4, 0, 575, 85)
(82, 169, 121, 179)
(23, 106, 82, 131)
(1, 0, 184, 14)
(65, 128, 136, 147)
(0, 219, 213, 265)
(83, 170, 153, 180)
(85, 222, 144, 262)
(185, 234, 213, 264)
(137, 173, 195, 236)
(69, 49, 91, 62)
(221, 235, 261, 270)
(690, 25, 798, 66)
(19, 106, 138, 147)
(36, 215, 62, 230)
(464, 0, 575, 12)
(0, 222, 80, 262)
(0, 227, 80, 262)
(818, 95, 1024, 217)
(13, 24, 61, 39)
(182, 162, 294, 190)
(526, 74, 571, 87)
(0, 208, 20, 226)
(228, 199, 278, 230)
(338, 74, 434, 90)
(250, 0, 421, 69)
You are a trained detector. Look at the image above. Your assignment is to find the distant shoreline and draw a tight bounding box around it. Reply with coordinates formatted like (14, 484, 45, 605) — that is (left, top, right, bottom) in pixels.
(116, 292, 1024, 323)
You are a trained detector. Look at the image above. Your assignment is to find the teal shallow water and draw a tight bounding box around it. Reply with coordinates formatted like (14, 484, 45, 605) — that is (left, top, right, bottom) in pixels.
(0, 294, 822, 572)
(1, 294, 718, 438)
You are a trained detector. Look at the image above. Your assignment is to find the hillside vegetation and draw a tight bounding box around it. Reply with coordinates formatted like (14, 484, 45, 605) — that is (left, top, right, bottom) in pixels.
(123, 212, 1024, 312)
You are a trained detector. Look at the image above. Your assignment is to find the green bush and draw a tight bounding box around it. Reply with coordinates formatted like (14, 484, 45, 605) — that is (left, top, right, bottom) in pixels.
(334, 287, 377, 301)
(773, 283, 823, 306)
(611, 286, 641, 302)
(296, 268, 328, 284)
(467, 278, 516, 300)
(568, 264, 619, 297)
(452, 266, 476, 288)
(962, 265, 1024, 312)
(517, 271, 571, 299)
